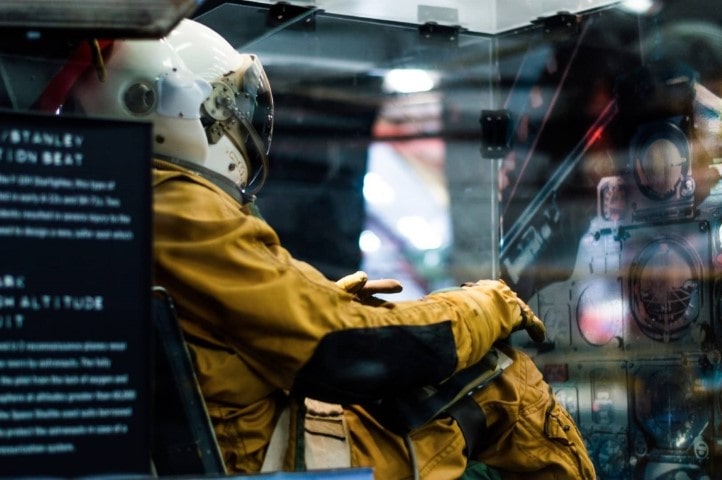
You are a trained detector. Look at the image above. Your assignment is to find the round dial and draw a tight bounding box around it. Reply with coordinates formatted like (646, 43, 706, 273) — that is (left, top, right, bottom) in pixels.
(634, 368, 708, 450)
(629, 238, 701, 342)
(593, 437, 626, 479)
(630, 122, 690, 201)
(577, 280, 622, 346)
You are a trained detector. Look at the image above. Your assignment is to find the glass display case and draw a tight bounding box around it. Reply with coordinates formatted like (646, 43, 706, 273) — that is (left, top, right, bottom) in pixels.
(190, 2, 722, 478)
(2, 0, 722, 478)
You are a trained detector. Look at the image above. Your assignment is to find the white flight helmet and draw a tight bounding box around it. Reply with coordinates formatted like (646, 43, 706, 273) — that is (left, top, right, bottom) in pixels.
(68, 37, 212, 164)
(167, 18, 274, 195)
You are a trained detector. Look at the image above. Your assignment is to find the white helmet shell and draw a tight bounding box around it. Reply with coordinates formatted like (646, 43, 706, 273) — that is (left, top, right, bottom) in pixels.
(70, 37, 212, 164)
(167, 18, 274, 193)
(168, 18, 247, 83)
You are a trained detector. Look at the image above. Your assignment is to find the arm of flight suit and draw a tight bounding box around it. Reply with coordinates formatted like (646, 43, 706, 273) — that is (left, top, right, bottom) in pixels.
(153, 166, 541, 404)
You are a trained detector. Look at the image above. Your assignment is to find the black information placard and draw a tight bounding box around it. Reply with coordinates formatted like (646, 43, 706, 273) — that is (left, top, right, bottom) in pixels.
(0, 112, 152, 477)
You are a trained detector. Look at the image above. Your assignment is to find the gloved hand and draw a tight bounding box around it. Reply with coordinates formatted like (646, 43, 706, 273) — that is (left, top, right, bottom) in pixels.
(460, 279, 546, 344)
(336, 271, 403, 306)
(515, 295, 547, 343)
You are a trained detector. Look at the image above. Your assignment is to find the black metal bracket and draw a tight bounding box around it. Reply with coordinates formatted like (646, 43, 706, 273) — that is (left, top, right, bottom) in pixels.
(480, 109, 511, 158)
(419, 22, 460, 44)
(532, 11, 582, 37)
(267, 1, 317, 30)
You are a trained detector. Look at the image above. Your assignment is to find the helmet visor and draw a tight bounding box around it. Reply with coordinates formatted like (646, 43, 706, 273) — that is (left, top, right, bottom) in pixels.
(202, 54, 273, 193)
(241, 55, 274, 156)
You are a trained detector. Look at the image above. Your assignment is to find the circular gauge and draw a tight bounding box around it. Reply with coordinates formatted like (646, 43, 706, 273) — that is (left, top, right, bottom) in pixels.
(577, 280, 622, 346)
(629, 237, 702, 342)
(630, 122, 690, 201)
(694, 438, 710, 460)
(634, 368, 708, 451)
(593, 436, 627, 479)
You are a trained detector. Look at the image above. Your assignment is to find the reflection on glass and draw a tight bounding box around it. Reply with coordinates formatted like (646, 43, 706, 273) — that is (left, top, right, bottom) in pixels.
(361, 140, 453, 299)
(382, 69, 436, 94)
(629, 238, 701, 342)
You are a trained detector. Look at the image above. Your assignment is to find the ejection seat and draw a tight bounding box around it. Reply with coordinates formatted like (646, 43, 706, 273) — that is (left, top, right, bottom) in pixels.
(151, 286, 226, 476)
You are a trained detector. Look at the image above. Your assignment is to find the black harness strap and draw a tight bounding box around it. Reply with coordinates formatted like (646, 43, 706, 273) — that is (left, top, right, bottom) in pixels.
(446, 395, 489, 459)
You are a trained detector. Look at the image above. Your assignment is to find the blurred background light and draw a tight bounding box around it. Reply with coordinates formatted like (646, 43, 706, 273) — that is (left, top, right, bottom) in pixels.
(396, 215, 443, 250)
(363, 171, 396, 205)
(383, 69, 436, 93)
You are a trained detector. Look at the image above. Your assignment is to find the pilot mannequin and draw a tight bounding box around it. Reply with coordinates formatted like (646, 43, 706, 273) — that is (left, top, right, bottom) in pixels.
(62, 18, 595, 480)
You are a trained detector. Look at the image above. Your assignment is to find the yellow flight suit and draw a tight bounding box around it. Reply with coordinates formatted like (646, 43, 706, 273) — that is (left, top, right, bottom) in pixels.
(152, 158, 595, 479)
